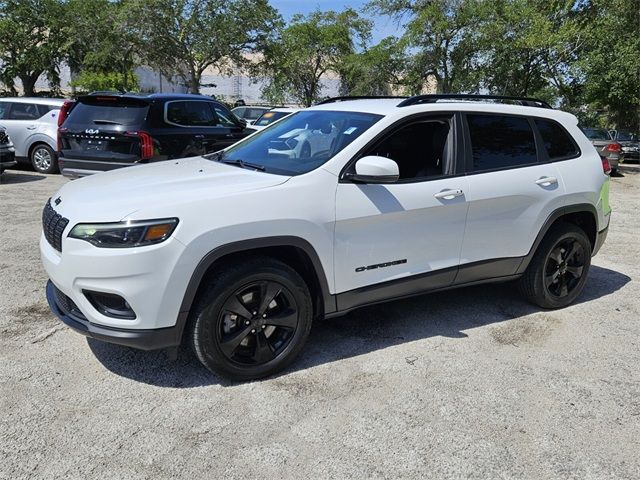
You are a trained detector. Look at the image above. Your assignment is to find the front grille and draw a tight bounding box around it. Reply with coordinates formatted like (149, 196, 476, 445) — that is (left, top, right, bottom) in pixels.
(52, 284, 87, 320)
(0, 130, 9, 144)
(42, 199, 69, 252)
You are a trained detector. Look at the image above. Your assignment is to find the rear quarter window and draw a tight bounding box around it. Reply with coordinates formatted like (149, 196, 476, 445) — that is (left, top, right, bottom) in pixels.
(467, 114, 538, 172)
(534, 119, 579, 160)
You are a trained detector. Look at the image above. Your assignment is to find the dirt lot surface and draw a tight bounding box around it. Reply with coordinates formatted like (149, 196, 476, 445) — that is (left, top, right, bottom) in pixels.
(1, 165, 639, 480)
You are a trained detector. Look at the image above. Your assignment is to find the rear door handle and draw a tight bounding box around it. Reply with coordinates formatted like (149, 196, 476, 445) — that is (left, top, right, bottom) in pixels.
(26, 125, 37, 130)
(535, 176, 558, 187)
(434, 189, 464, 200)
(194, 134, 205, 139)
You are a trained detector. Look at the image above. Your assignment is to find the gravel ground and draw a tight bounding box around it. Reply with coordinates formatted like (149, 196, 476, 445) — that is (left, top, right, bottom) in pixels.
(1, 165, 639, 480)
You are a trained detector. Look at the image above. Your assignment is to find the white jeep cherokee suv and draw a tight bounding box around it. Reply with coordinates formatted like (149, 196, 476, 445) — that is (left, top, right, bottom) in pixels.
(41, 94, 611, 380)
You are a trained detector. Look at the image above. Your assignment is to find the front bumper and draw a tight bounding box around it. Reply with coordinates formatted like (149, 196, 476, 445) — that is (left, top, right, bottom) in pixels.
(46, 281, 183, 350)
(0, 148, 16, 170)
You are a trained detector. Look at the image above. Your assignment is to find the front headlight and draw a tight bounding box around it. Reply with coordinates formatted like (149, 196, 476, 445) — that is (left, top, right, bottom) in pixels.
(68, 218, 178, 248)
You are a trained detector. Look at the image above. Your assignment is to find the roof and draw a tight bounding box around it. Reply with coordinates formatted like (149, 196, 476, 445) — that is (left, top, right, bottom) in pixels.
(0, 97, 67, 106)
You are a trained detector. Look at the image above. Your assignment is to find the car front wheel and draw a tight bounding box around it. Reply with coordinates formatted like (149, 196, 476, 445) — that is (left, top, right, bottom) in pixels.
(188, 257, 313, 381)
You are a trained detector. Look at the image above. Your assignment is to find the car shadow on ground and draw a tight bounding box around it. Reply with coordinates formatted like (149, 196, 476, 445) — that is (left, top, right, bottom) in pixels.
(88, 265, 631, 388)
(0, 170, 46, 184)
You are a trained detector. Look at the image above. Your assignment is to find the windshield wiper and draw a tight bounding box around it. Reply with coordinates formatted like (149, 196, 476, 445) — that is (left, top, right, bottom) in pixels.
(93, 119, 123, 125)
(220, 158, 265, 171)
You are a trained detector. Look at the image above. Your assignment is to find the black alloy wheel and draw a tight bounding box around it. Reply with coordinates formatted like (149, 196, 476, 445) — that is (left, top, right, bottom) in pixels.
(519, 223, 591, 309)
(188, 257, 313, 381)
(217, 280, 299, 366)
(543, 238, 586, 298)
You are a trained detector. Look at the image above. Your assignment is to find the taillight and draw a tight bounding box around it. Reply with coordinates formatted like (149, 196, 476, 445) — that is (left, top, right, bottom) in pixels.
(606, 143, 621, 153)
(125, 131, 154, 160)
(600, 155, 611, 175)
(57, 127, 68, 152)
(57, 100, 73, 127)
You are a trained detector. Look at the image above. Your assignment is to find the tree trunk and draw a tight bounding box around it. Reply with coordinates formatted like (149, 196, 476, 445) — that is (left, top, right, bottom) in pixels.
(20, 73, 40, 96)
(188, 69, 201, 94)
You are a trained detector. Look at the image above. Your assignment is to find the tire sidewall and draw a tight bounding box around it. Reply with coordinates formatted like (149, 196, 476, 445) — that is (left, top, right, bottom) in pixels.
(193, 263, 313, 380)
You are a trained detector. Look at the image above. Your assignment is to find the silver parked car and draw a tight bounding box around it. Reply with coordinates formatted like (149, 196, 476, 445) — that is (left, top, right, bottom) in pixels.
(0, 97, 66, 173)
(581, 127, 622, 173)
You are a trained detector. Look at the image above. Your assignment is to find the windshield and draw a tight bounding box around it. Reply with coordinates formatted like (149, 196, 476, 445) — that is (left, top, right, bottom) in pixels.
(216, 110, 383, 175)
(617, 131, 638, 141)
(254, 110, 293, 127)
(582, 128, 610, 141)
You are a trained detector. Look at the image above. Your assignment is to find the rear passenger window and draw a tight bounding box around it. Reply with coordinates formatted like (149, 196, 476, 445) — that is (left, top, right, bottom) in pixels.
(166, 101, 217, 127)
(7, 103, 41, 120)
(535, 119, 579, 160)
(467, 114, 538, 171)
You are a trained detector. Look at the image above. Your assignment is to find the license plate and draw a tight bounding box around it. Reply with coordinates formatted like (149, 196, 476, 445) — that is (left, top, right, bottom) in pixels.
(82, 140, 107, 152)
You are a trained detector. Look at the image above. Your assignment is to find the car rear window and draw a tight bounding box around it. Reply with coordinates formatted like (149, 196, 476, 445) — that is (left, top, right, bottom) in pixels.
(467, 114, 538, 171)
(66, 97, 149, 126)
(254, 111, 291, 127)
(534, 119, 579, 160)
(581, 128, 610, 141)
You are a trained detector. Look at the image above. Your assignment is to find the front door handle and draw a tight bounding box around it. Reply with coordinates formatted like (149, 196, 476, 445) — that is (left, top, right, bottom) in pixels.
(434, 189, 464, 200)
(26, 125, 37, 130)
(535, 176, 558, 187)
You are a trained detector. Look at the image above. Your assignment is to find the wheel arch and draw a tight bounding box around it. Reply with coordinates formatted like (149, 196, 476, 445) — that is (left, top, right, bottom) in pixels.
(517, 203, 599, 274)
(176, 236, 336, 340)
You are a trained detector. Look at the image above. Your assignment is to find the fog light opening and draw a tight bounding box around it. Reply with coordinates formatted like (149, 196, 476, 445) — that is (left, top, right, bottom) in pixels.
(83, 290, 137, 320)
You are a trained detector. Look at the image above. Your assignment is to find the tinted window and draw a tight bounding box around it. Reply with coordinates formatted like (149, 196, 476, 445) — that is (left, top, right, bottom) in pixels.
(213, 105, 237, 127)
(67, 99, 149, 126)
(581, 128, 610, 141)
(0, 102, 9, 119)
(468, 114, 537, 171)
(617, 131, 638, 141)
(7, 103, 41, 120)
(219, 110, 382, 175)
(364, 119, 450, 180)
(167, 101, 217, 127)
(535, 119, 579, 160)
(37, 104, 57, 117)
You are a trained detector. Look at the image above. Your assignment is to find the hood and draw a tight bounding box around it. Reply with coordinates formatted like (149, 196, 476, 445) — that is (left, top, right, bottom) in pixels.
(51, 156, 289, 221)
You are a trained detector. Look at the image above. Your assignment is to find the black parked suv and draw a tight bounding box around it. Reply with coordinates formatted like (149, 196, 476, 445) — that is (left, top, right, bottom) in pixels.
(58, 93, 255, 178)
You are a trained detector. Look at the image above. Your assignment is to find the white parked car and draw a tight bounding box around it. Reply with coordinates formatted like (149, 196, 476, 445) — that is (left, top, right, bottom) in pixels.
(41, 94, 611, 380)
(0, 97, 66, 173)
(230, 105, 271, 125)
(251, 107, 299, 131)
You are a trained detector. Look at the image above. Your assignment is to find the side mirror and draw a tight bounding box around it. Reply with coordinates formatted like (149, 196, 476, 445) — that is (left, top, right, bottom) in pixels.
(346, 155, 399, 184)
(237, 118, 248, 129)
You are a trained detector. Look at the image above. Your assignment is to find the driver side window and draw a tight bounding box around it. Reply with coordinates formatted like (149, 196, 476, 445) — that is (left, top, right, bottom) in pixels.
(363, 118, 452, 181)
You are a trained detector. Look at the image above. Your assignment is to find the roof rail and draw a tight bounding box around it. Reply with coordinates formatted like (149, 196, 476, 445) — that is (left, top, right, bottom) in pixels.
(317, 95, 407, 105)
(397, 94, 552, 109)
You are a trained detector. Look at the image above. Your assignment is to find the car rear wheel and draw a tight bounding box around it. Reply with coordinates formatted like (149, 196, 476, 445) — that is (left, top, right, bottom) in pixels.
(188, 257, 313, 381)
(30, 144, 58, 174)
(519, 223, 591, 309)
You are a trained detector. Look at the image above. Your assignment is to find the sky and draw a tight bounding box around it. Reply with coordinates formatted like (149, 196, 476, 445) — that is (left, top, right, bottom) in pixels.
(269, 0, 404, 44)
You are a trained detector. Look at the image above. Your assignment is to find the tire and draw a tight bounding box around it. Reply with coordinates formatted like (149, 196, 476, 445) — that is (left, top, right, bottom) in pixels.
(30, 143, 58, 174)
(188, 257, 313, 381)
(519, 222, 592, 309)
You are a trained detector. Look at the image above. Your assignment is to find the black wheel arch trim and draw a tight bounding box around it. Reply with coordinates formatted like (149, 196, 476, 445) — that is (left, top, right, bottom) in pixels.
(516, 203, 600, 275)
(177, 236, 336, 338)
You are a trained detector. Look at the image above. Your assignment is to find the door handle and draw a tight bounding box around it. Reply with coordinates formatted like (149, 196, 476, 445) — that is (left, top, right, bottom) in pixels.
(26, 125, 37, 130)
(194, 134, 205, 139)
(434, 189, 464, 200)
(535, 176, 558, 187)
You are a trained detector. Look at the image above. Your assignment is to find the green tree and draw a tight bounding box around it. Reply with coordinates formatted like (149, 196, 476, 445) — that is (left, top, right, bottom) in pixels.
(578, 0, 640, 129)
(261, 9, 371, 106)
(62, 0, 139, 92)
(0, 0, 65, 95)
(128, 0, 280, 94)
(369, 0, 484, 94)
(337, 37, 406, 96)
